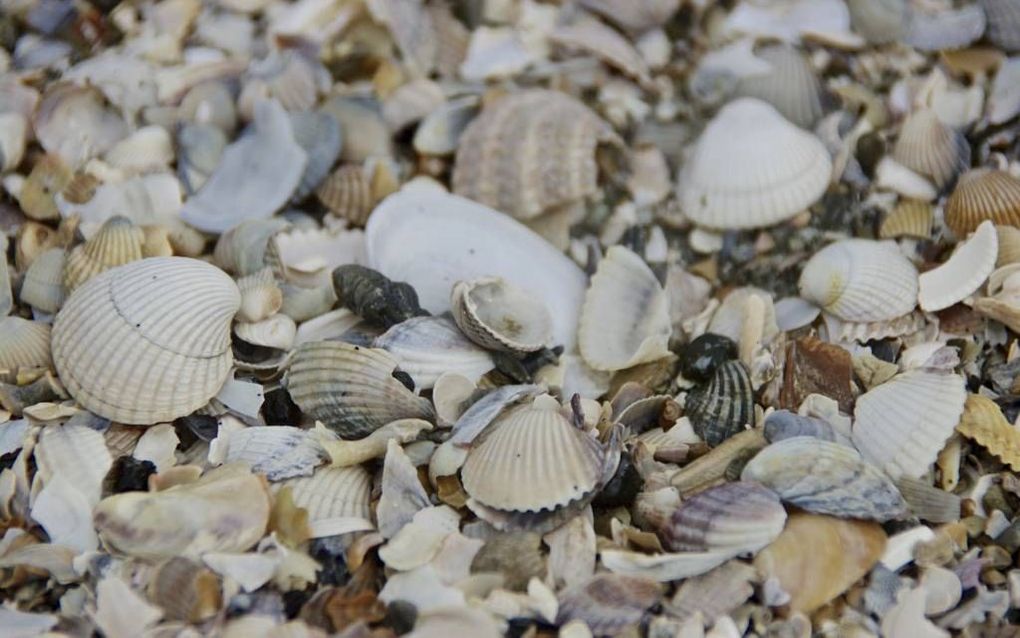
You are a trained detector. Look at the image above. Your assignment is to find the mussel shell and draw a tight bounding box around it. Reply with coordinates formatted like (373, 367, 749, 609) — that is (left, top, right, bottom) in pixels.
(685, 359, 754, 447)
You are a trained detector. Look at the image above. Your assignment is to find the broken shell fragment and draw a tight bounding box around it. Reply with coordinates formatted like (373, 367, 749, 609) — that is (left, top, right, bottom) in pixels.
(374, 315, 494, 390)
(945, 169, 1020, 237)
(955, 393, 1020, 470)
(19, 247, 66, 313)
(281, 465, 372, 538)
(880, 199, 933, 240)
(148, 557, 222, 623)
(316, 164, 373, 226)
(236, 268, 283, 323)
(891, 108, 969, 189)
(659, 481, 786, 554)
(735, 43, 824, 129)
(0, 316, 53, 372)
(918, 220, 998, 312)
(450, 277, 552, 354)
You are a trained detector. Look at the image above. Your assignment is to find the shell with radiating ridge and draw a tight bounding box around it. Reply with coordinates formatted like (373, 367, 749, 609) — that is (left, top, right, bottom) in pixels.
(579, 0, 679, 31)
(578, 246, 671, 372)
(852, 369, 967, 479)
(279, 465, 373, 535)
(891, 109, 969, 189)
(51, 257, 241, 425)
(235, 268, 282, 323)
(19, 154, 72, 221)
(238, 50, 321, 118)
(735, 44, 824, 129)
(659, 481, 786, 553)
(798, 239, 918, 322)
(846, 0, 907, 44)
(461, 395, 604, 513)
(997, 226, 1020, 267)
(677, 98, 832, 230)
(20, 247, 66, 313)
(981, 0, 1020, 50)
(288, 110, 343, 203)
(452, 90, 620, 220)
(956, 394, 1020, 470)
(374, 315, 495, 390)
(63, 216, 145, 292)
(450, 277, 552, 354)
(685, 359, 755, 447)
(904, 4, 986, 52)
(316, 164, 373, 226)
(284, 340, 436, 439)
(880, 200, 933, 240)
(557, 574, 664, 636)
(944, 169, 1020, 236)
(213, 218, 290, 277)
(0, 317, 52, 371)
(918, 220, 998, 312)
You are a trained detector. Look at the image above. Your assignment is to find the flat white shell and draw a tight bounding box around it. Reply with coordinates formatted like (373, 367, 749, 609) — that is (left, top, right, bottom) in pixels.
(918, 220, 998, 312)
(375, 315, 494, 390)
(279, 465, 373, 537)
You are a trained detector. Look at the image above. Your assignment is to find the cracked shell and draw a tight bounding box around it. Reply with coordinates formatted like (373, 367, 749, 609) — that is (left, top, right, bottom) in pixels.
(918, 220, 998, 312)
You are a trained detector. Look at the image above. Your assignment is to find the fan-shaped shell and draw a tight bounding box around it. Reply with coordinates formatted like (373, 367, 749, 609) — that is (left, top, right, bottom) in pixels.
(285, 340, 436, 439)
(997, 225, 1020, 267)
(846, 0, 907, 44)
(659, 481, 786, 553)
(63, 216, 145, 291)
(451, 277, 552, 354)
(578, 246, 671, 372)
(550, 17, 650, 82)
(880, 200, 933, 240)
(981, 0, 1020, 50)
(280, 465, 373, 537)
(288, 110, 342, 202)
(461, 395, 604, 513)
(213, 218, 290, 277)
(944, 169, 1020, 237)
(686, 359, 755, 447)
(20, 247, 66, 313)
(316, 164, 373, 226)
(904, 4, 986, 52)
(235, 268, 283, 323)
(374, 315, 494, 389)
(735, 44, 824, 128)
(452, 90, 619, 220)
(891, 109, 969, 189)
(19, 154, 72, 221)
(798, 239, 918, 322)
(234, 314, 296, 351)
(852, 369, 967, 479)
(51, 257, 241, 425)
(0, 317, 52, 372)
(918, 220, 998, 312)
(677, 98, 832, 229)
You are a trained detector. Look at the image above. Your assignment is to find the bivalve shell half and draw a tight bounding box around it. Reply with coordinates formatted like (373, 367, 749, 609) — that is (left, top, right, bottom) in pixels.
(981, 0, 1020, 50)
(374, 315, 495, 389)
(918, 220, 998, 312)
(20, 247, 66, 314)
(904, 4, 986, 52)
(677, 98, 832, 229)
(852, 369, 967, 479)
(51, 257, 241, 425)
(846, 0, 908, 44)
(19, 154, 72, 221)
(235, 268, 283, 323)
(0, 317, 52, 372)
(316, 164, 373, 226)
(213, 218, 290, 277)
(735, 44, 824, 129)
(63, 216, 145, 292)
(285, 340, 436, 439)
(685, 359, 755, 447)
(234, 314, 296, 351)
(742, 437, 907, 521)
(659, 481, 786, 553)
(997, 225, 1020, 267)
(879, 200, 933, 240)
(798, 239, 918, 322)
(578, 246, 671, 372)
(956, 394, 1020, 470)
(280, 465, 372, 537)
(945, 169, 1020, 237)
(891, 109, 969, 189)
(451, 277, 552, 354)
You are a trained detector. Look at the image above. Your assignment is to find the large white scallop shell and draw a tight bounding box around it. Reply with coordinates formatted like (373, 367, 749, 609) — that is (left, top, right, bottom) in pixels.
(450, 277, 553, 354)
(918, 221, 998, 312)
(735, 43, 824, 128)
(852, 369, 967, 479)
(51, 257, 241, 425)
(374, 315, 495, 390)
(677, 98, 832, 229)
(798, 239, 918, 322)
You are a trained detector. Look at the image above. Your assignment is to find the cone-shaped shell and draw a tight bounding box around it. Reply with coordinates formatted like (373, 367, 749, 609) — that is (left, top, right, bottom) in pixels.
(677, 98, 832, 229)
(51, 257, 241, 424)
(450, 277, 552, 354)
(63, 216, 145, 291)
(462, 395, 604, 513)
(852, 369, 967, 479)
(880, 200, 933, 240)
(288, 110, 342, 203)
(659, 481, 786, 553)
(735, 44, 824, 129)
(0, 317, 52, 371)
(944, 169, 1020, 236)
(285, 341, 436, 439)
(578, 246, 671, 371)
(686, 359, 755, 447)
(918, 220, 998, 312)
(20, 247, 67, 313)
(981, 0, 1020, 50)
(891, 109, 969, 189)
(316, 164, 373, 226)
(742, 437, 907, 521)
(956, 393, 1020, 470)
(798, 239, 918, 322)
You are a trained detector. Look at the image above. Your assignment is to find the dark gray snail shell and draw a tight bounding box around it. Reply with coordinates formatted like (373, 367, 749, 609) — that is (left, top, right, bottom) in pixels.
(686, 359, 754, 447)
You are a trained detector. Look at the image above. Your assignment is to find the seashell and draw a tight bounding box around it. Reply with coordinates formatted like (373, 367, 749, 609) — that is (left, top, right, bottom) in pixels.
(234, 314, 296, 351)
(944, 169, 1020, 237)
(280, 281, 338, 323)
(997, 226, 1020, 267)
(140, 225, 174, 258)
(176, 123, 228, 195)
(178, 80, 237, 134)
(450, 277, 552, 354)
(284, 340, 436, 438)
(852, 369, 967, 479)
(63, 216, 145, 292)
(685, 360, 755, 447)
(735, 43, 824, 129)
(33, 82, 128, 167)
(579, 0, 679, 32)
(665, 560, 757, 623)
(846, 0, 907, 44)
(875, 156, 938, 201)
(0, 111, 27, 172)
(239, 51, 322, 118)
(213, 218, 290, 277)
(988, 57, 1020, 125)
(798, 239, 918, 322)
(366, 0, 437, 77)
(0, 317, 52, 372)
(764, 410, 848, 444)
(677, 98, 832, 229)
(955, 394, 1020, 470)
(374, 315, 494, 390)
(332, 264, 427, 329)
(578, 246, 671, 371)
(35, 423, 112, 506)
(659, 481, 787, 553)
(880, 199, 933, 240)
(382, 79, 445, 133)
(981, 0, 1020, 50)
(413, 96, 479, 156)
(904, 5, 986, 52)
(19, 247, 66, 313)
(918, 220, 998, 312)
(267, 226, 366, 288)
(181, 99, 307, 234)
(148, 557, 222, 623)
(550, 17, 650, 82)
(288, 110, 343, 202)
(316, 165, 373, 226)
(51, 257, 241, 425)
(452, 90, 620, 220)
(211, 424, 323, 480)
(556, 574, 663, 636)
(894, 476, 961, 523)
(103, 126, 174, 175)
(236, 268, 283, 323)
(742, 437, 907, 521)
(19, 154, 72, 221)
(366, 182, 588, 349)
(891, 109, 969, 189)
(319, 96, 393, 163)
(280, 465, 372, 537)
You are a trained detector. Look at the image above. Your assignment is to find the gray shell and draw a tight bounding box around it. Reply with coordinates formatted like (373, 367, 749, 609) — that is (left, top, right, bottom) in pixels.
(686, 359, 754, 447)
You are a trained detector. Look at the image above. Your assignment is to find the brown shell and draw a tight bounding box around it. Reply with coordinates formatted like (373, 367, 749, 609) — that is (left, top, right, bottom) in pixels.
(316, 164, 373, 226)
(956, 394, 1020, 470)
(148, 557, 222, 623)
(452, 90, 619, 220)
(880, 199, 933, 239)
(945, 169, 1020, 236)
(19, 154, 72, 221)
(997, 225, 1020, 266)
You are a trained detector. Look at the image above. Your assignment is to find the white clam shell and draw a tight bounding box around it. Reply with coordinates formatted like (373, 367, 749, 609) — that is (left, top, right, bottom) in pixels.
(735, 43, 824, 128)
(852, 369, 967, 479)
(235, 268, 283, 323)
(799, 239, 918, 322)
(0, 317, 52, 371)
(234, 314, 296, 351)
(677, 98, 832, 229)
(578, 246, 671, 372)
(918, 221, 998, 312)
(374, 315, 494, 390)
(51, 257, 241, 425)
(20, 247, 66, 314)
(904, 4, 986, 52)
(450, 277, 552, 354)
(279, 465, 373, 538)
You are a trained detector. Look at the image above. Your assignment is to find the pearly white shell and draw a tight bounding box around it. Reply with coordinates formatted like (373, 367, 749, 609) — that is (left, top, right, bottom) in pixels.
(918, 220, 998, 312)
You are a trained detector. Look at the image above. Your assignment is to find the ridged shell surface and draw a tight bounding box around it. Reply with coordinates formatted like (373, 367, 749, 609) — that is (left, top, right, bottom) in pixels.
(63, 216, 145, 291)
(956, 393, 1020, 470)
(660, 481, 786, 553)
(880, 200, 933, 240)
(741, 437, 907, 521)
(904, 5, 986, 52)
(578, 246, 671, 371)
(685, 359, 755, 447)
(677, 98, 832, 229)
(846, 0, 908, 44)
(316, 164, 373, 226)
(852, 369, 967, 479)
(918, 220, 998, 312)
(236, 268, 283, 323)
(450, 277, 552, 354)
(891, 109, 969, 189)
(945, 169, 1020, 236)
(0, 317, 52, 371)
(735, 44, 824, 128)
(51, 257, 241, 424)
(461, 396, 604, 513)
(579, 0, 679, 32)
(213, 218, 289, 277)
(452, 89, 617, 220)
(557, 574, 663, 636)
(280, 465, 373, 535)
(798, 239, 918, 322)
(981, 0, 1020, 50)
(20, 247, 66, 313)
(374, 315, 495, 389)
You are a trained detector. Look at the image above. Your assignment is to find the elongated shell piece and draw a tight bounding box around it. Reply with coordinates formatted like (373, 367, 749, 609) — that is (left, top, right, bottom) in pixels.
(981, 0, 1020, 50)
(742, 437, 907, 521)
(451, 277, 552, 354)
(20, 247, 66, 313)
(735, 44, 824, 129)
(918, 220, 997, 312)
(852, 369, 967, 479)
(0, 317, 52, 371)
(880, 200, 933, 240)
(798, 239, 918, 322)
(891, 109, 969, 189)
(285, 341, 436, 439)
(288, 110, 343, 203)
(374, 315, 495, 389)
(63, 216, 145, 291)
(677, 98, 832, 229)
(944, 169, 1020, 237)
(660, 481, 786, 553)
(51, 257, 241, 424)
(578, 246, 671, 372)
(956, 394, 1020, 470)
(686, 359, 754, 447)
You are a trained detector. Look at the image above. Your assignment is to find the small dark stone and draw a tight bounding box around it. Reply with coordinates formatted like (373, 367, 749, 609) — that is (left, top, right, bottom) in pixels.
(309, 537, 350, 586)
(593, 451, 643, 508)
(383, 600, 418, 635)
(283, 589, 314, 619)
(175, 414, 219, 444)
(677, 333, 738, 383)
(332, 264, 428, 328)
(391, 369, 416, 392)
(261, 387, 303, 425)
(490, 346, 563, 384)
(108, 456, 156, 493)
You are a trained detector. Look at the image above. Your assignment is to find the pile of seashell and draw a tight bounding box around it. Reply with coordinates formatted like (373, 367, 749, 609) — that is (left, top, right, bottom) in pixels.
(3, 0, 1020, 635)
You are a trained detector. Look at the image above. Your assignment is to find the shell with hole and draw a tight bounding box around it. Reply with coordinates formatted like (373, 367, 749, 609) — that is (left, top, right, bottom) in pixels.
(891, 109, 969, 189)
(32, 82, 128, 167)
(579, 0, 679, 32)
(944, 169, 1020, 237)
(51, 257, 240, 425)
(374, 315, 495, 389)
(63, 216, 145, 292)
(734, 43, 824, 129)
(997, 225, 1020, 267)
(798, 239, 918, 322)
(19, 247, 66, 314)
(288, 110, 343, 203)
(659, 481, 787, 554)
(450, 277, 552, 354)
(685, 359, 755, 447)
(677, 97, 832, 229)
(0, 317, 52, 372)
(918, 220, 998, 312)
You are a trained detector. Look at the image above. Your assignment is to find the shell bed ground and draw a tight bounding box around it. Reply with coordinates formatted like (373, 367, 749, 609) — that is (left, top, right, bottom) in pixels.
(3, 0, 1020, 636)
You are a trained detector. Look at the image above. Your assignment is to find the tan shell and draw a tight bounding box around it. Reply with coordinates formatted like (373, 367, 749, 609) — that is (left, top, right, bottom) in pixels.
(148, 557, 222, 623)
(982, 0, 1020, 50)
(235, 268, 283, 323)
(280, 465, 373, 537)
(0, 317, 52, 372)
(918, 220, 998, 312)
(20, 247, 67, 314)
(956, 394, 1020, 470)
(62, 171, 100, 205)
(450, 277, 552, 354)
(63, 216, 145, 291)
(19, 154, 72, 221)
(452, 90, 619, 220)
(51, 257, 240, 425)
(880, 200, 933, 240)
(141, 225, 174, 258)
(735, 43, 824, 129)
(945, 168, 1020, 237)
(996, 225, 1020, 267)
(316, 164, 374, 226)
(891, 109, 969, 189)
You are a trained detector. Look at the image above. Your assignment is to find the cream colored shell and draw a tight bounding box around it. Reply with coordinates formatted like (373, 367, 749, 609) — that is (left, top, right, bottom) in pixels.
(235, 267, 283, 323)
(279, 465, 373, 537)
(918, 220, 998, 312)
(0, 316, 52, 371)
(450, 277, 553, 354)
(735, 43, 824, 128)
(879, 200, 933, 240)
(374, 316, 495, 390)
(63, 216, 145, 292)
